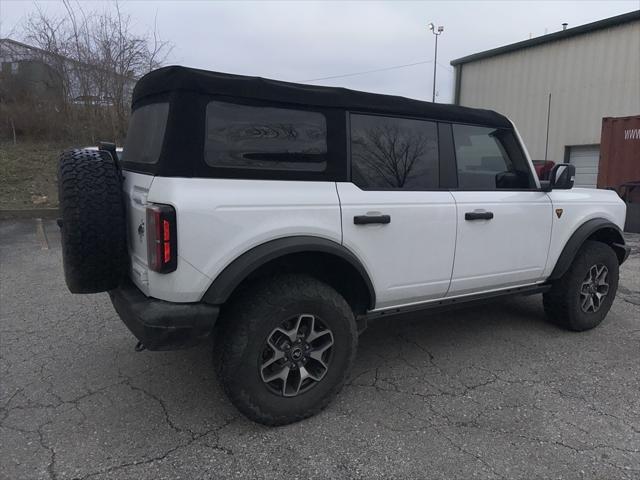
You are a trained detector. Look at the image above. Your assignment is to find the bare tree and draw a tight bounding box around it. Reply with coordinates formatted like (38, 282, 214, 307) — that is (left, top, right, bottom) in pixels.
(11, 0, 173, 141)
(352, 125, 430, 188)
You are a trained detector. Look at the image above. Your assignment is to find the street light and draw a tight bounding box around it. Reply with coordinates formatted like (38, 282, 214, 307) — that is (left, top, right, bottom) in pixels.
(427, 22, 444, 102)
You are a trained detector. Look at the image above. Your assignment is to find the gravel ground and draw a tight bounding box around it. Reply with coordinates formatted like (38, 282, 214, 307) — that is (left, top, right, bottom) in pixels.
(1, 219, 639, 480)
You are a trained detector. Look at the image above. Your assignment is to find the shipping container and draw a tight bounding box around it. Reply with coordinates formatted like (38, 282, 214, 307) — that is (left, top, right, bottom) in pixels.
(599, 115, 640, 232)
(598, 115, 640, 189)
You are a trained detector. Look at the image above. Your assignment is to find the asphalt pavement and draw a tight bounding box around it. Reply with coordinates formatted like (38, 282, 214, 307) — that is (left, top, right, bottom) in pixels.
(1, 219, 639, 479)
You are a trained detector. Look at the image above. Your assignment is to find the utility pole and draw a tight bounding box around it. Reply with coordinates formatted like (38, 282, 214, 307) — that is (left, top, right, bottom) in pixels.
(428, 22, 444, 102)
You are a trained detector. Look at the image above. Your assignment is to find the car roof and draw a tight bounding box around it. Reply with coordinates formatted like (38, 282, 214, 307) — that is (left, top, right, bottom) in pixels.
(132, 65, 512, 129)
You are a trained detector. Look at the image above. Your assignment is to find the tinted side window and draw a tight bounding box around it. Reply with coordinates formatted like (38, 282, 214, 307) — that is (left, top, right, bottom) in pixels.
(205, 101, 327, 171)
(452, 124, 533, 190)
(350, 114, 438, 190)
(122, 102, 169, 164)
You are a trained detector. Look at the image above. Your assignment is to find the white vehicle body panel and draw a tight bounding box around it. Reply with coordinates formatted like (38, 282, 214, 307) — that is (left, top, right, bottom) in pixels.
(122, 170, 154, 296)
(126, 173, 627, 307)
(145, 177, 343, 302)
(448, 191, 552, 295)
(337, 182, 457, 308)
(542, 188, 627, 277)
(123, 171, 213, 302)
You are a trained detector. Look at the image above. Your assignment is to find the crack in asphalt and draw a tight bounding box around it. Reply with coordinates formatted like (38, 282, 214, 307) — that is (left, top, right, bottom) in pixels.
(347, 377, 639, 478)
(0, 356, 238, 480)
(76, 416, 240, 480)
(0, 375, 240, 480)
(123, 380, 190, 437)
(343, 333, 639, 476)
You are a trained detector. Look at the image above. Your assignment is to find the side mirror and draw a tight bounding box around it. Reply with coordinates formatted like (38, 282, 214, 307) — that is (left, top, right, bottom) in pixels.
(548, 163, 575, 190)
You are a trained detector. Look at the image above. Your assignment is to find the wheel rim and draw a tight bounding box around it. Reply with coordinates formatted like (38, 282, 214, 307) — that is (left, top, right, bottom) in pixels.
(259, 314, 334, 397)
(579, 264, 610, 313)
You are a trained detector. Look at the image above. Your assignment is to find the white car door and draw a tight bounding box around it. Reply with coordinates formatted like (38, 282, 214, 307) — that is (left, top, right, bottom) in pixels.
(447, 124, 552, 295)
(338, 114, 457, 309)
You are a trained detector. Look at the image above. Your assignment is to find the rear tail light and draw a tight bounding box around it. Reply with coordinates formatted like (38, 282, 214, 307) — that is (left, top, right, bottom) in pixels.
(146, 204, 177, 273)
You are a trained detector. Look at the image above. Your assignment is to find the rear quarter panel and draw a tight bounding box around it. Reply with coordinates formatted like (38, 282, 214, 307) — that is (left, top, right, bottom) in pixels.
(146, 178, 342, 302)
(543, 188, 627, 277)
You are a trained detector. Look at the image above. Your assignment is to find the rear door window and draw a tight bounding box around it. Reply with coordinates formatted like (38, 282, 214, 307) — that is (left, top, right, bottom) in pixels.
(121, 102, 169, 164)
(350, 114, 439, 190)
(205, 101, 327, 171)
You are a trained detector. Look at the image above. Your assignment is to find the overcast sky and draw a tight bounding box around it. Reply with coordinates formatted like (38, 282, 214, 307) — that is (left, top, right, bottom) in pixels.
(2, 1, 637, 103)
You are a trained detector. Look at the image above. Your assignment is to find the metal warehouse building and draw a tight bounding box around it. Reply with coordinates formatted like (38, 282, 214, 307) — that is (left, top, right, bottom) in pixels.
(451, 10, 640, 188)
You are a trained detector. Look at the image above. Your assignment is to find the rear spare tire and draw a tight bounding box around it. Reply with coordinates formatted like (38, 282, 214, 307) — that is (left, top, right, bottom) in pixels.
(58, 148, 127, 293)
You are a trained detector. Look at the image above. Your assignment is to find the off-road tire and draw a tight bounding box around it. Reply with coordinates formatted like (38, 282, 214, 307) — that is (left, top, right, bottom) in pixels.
(215, 274, 358, 426)
(58, 148, 127, 293)
(543, 241, 619, 331)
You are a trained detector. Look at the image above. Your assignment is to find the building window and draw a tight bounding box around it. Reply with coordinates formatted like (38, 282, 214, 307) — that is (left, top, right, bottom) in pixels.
(350, 114, 439, 190)
(205, 101, 327, 172)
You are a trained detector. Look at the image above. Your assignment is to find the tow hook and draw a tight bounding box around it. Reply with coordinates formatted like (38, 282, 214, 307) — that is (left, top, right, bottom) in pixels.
(134, 341, 146, 352)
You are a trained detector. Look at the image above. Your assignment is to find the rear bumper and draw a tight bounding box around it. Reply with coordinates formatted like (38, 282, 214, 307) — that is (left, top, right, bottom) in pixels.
(109, 280, 220, 351)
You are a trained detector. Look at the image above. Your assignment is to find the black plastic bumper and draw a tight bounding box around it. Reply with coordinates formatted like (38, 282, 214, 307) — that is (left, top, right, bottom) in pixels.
(109, 280, 220, 351)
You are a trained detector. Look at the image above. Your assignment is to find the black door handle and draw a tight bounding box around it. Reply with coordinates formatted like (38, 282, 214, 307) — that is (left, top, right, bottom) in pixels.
(354, 215, 391, 225)
(465, 211, 494, 221)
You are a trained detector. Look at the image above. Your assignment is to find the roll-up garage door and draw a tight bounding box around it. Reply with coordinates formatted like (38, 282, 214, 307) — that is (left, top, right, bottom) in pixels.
(568, 145, 600, 188)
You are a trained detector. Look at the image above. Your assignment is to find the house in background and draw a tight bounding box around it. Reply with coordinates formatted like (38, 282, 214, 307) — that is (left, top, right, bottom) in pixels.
(0, 39, 65, 102)
(451, 10, 640, 189)
(0, 38, 135, 105)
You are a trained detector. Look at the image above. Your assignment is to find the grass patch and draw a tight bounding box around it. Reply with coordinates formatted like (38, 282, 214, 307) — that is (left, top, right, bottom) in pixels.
(0, 141, 68, 209)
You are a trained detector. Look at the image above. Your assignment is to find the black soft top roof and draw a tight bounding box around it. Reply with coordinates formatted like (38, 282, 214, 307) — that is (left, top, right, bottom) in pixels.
(133, 65, 512, 128)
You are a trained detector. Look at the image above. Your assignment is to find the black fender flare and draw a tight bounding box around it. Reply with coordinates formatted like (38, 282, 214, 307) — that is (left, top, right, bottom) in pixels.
(201, 236, 376, 309)
(548, 218, 627, 281)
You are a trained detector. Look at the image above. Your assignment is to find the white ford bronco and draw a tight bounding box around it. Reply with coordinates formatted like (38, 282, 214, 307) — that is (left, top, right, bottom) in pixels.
(58, 66, 630, 425)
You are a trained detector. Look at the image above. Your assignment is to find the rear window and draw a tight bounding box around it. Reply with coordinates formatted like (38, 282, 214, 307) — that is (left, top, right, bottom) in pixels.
(122, 103, 169, 164)
(205, 101, 327, 171)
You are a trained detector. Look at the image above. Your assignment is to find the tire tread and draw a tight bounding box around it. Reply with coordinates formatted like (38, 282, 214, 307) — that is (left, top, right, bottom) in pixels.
(58, 149, 127, 293)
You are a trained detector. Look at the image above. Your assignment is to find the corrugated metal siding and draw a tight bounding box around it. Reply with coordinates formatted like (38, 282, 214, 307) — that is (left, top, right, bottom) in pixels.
(457, 20, 640, 162)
